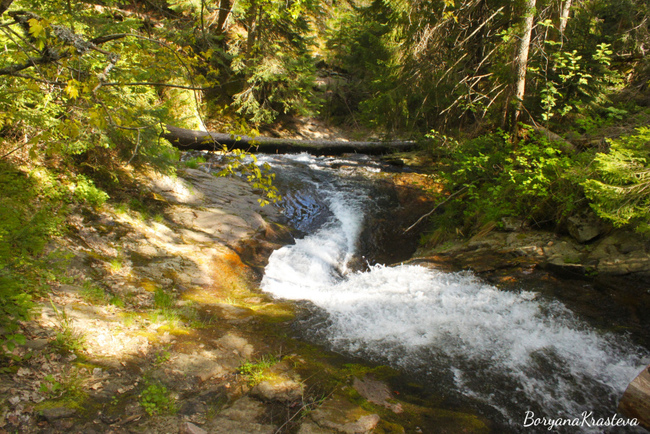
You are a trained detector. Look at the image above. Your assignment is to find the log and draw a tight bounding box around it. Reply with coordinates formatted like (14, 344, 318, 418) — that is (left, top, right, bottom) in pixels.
(618, 364, 650, 430)
(531, 125, 576, 153)
(163, 125, 418, 156)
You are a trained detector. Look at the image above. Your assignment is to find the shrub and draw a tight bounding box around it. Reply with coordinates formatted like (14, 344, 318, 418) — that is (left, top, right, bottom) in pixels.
(431, 128, 584, 235)
(0, 163, 67, 351)
(583, 127, 650, 232)
(140, 382, 176, 416)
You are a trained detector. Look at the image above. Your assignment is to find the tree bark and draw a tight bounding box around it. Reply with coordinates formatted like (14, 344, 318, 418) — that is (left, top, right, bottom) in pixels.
(0, 0, 14, 16)
(216, 0, 231, 33)
(163, 125, 418, 156)
(558, 0, 572, 38)
(512, 0, 537, 129)
(245, 1, 259, 57)
(619, 365, 650, 430)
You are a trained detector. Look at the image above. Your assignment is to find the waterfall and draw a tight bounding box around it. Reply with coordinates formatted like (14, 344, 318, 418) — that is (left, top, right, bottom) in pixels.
(258, 153, 647, 429)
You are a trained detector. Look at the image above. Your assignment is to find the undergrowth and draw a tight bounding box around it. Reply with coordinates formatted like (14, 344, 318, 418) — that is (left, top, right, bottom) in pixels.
(0, 162, 69, 351)
(423, 118, 650, 245)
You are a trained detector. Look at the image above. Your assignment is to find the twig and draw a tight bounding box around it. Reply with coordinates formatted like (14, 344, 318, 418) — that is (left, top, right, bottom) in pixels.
(403, 186, 468, 233)
(103, 82, 211, 90)
(126, 128, 143, 166)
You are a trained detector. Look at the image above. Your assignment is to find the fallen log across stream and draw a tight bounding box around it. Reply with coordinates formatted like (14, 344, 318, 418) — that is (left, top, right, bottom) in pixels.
(163, 125, 418, 156)
(619, 364, 650, 430)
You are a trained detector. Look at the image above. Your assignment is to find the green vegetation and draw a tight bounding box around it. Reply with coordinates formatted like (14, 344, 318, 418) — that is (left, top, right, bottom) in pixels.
(52, 303, 86, 354)
(584, 127, 650, 232)
(426, 128, 583, 236)
(80, 281, 107, 304)
(1, 0, 649, 353)
(238, 354, 279, 386)
(183, 155, 207, 169)
(139, 382, 176, 416)
(36, 369, 88, 412)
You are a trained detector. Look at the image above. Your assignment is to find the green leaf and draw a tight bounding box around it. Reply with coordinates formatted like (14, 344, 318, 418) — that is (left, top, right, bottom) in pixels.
(65, 80, 80, 99)
(27, 18, 44, 38)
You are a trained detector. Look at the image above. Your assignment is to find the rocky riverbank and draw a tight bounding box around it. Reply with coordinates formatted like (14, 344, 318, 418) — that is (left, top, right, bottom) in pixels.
(410, 216, 650, 350)
(0, 166, 489, 433)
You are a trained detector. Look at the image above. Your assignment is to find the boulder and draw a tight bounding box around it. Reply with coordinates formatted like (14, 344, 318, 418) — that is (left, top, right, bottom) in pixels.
(566, 211, 606, 243)
(308, 393, 380, 434)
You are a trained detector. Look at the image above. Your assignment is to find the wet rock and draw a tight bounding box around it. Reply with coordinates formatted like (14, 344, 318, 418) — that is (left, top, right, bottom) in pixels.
(353, 377, 402, 413)
(308, 394, 380, 434)
(39, 407, 76, 422)
(180, 421, 208, 434)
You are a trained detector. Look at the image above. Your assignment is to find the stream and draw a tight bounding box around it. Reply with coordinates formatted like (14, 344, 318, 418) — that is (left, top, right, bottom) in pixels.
(254, 153, 648, 432)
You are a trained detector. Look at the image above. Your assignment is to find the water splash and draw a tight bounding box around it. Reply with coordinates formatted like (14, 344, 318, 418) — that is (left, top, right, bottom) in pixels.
(259, 154, 647, 428)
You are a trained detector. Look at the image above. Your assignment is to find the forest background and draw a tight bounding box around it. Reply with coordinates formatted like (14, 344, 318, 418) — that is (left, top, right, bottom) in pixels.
(1, 0, 649, 348)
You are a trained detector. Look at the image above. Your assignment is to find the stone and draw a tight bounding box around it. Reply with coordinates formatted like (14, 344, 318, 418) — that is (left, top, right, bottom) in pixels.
(179, 399, 207, 416)
(353, 377, 402, 413)
(297, 420, 339, 434)
(251, 374, 304, 403)
(309, 394, 380, 434)
(180, 421, 208, 434)
(40, 407, 77, 422)
(566, 211, 605, 243)
(205, 397, 276, 434)
(500, 217, 524, 232)
(151, 351, 234, 385)
(214, 332, 255, 358)
(23, 338, 49, 350)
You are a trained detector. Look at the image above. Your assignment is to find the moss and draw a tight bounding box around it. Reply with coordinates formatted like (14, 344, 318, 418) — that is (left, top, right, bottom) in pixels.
(374, 420, 407, 434)
(563, 256, 582, 264)
(340, 363, 400, 382)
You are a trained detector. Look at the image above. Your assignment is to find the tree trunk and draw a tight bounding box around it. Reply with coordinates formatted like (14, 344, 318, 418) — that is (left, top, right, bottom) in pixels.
(216, 0, 231, 33)
(619, 365, 650, 430)
(0, 0, 14, 16)
(162, 125, 418, 156)
(558, 0, 572, 38)
(245, 1, 259, 57)
(512, 0, 537, 129)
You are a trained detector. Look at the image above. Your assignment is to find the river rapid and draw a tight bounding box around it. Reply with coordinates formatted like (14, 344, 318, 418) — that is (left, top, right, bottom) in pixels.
(255, 153, 648, 432)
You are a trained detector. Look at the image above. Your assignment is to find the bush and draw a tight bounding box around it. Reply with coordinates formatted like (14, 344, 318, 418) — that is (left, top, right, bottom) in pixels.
(0, 163, 67, 351)
(432, 128, 584, 235)
(583, 127, 650, 232)
(74, 176, 109, 208)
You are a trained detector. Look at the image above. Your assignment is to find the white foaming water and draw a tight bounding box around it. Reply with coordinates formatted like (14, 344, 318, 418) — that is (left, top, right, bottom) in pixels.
(260, 154, 647, 427)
